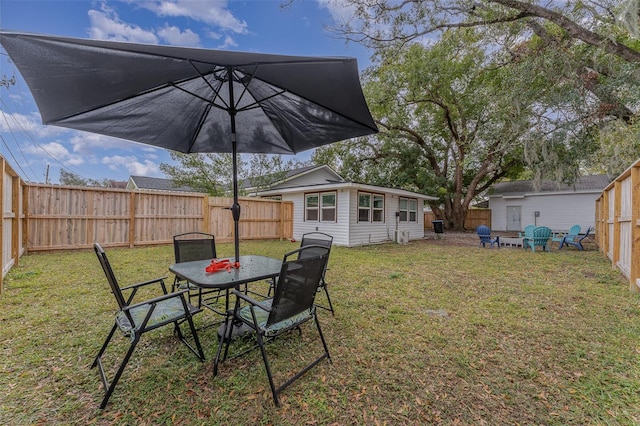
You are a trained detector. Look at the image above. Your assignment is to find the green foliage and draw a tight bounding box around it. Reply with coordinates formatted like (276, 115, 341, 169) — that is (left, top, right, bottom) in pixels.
(59, 169, 116, 188)
(160, 151, 238, 196)
(317, 28, 532, 229)
(244, 154, 303, 195)
(160, 152, 303, 196)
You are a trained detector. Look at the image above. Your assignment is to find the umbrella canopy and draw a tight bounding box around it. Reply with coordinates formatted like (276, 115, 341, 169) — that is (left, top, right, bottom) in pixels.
(0, 31, 378, 262)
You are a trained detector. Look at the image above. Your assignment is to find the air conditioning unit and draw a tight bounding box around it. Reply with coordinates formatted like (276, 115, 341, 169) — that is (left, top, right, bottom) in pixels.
(396, 230, 409, 245)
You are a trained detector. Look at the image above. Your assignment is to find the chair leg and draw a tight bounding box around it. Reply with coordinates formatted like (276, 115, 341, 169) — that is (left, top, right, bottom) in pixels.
(255, 331, 280, 406)
(318, 282, 335, 315)
(91, 323, 118, 369)
(96, 331, 142, 409)
(175, 315, 205, 361)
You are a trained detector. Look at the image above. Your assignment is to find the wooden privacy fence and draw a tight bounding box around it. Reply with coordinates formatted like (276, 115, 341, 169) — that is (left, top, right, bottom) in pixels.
(0, 157, 25, 293)
(595, 161, 640, 292)
(424, 208, 492, 231)
(26, 184, 293, 251)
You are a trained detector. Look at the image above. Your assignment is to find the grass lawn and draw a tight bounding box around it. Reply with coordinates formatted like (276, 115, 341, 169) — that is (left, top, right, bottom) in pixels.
(1, 238, 639, 425)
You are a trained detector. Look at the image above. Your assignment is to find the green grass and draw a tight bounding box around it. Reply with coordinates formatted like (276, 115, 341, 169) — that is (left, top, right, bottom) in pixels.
(1, 239, 640, 425)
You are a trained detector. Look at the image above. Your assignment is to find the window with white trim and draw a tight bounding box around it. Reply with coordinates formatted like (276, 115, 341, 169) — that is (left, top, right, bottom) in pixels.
(399, 197, 418, 222)
(321, 192, 336, 222)
(358, 192, 385, 223)
(306, 192, 337, 222)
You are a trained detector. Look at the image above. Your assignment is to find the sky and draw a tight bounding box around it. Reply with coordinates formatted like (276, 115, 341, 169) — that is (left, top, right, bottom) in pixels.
(0, 0, 372, 184)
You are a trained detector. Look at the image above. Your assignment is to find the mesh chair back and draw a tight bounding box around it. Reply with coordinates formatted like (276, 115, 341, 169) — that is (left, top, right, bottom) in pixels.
(173, 232, 216, 263)
(268, 246, 329, 326)
(94, 243, 126, 310)
(299, 232, 333, 258)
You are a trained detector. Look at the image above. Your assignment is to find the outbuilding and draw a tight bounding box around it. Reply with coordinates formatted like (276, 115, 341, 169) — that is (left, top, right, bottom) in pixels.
(488, 174, 610, 232)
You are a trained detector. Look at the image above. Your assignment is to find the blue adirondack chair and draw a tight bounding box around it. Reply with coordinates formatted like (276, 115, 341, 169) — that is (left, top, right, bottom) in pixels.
(476, 225, 500, 248)
(559, 226, 592, 250)
(552, 225, 581, 249)
(519, 225, 536, 248)
(524, 226, 552, 252)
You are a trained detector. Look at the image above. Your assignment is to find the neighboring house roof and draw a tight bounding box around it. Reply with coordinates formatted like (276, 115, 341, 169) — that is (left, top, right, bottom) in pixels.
(256, 181, 437, 200)
(242, 164, 344, 191)
(126, 175, 202, 193)
(489, 174, 610, 198)
(106, 180, 127, 189)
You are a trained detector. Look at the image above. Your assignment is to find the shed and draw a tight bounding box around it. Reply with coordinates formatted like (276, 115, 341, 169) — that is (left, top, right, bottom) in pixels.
(253, 165, 436, 246)
(488, 174, 610, 232)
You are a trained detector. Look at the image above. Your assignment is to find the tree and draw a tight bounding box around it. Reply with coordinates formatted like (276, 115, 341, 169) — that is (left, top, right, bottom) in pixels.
(59, 169, 89, 186)
(160, 152, 239, 196)
(59, 169, 115, 187)
(245, 154, 302, 195)
(331, 0, 640, 63)
(324, 0, 640, 181)
(160, 152, 303, 196)
(315, 29, 538, 230)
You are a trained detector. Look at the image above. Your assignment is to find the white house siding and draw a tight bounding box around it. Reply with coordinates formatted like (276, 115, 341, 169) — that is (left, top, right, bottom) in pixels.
(347, 190, 425, 246)
(489, 192, 600, 232)
(281, 190, 350, 246)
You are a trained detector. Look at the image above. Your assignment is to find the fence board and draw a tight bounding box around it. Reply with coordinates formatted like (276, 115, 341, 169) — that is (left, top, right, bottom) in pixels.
(424, 208, 491, 230)
(596, 161, 640, 291)
(23, 185, 292, 251)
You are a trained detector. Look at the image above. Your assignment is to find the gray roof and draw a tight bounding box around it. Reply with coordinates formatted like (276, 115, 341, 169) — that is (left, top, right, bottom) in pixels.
(129, 175, 201, 193)
(241, 164, 342, 190)
(490, 174, 610, 196)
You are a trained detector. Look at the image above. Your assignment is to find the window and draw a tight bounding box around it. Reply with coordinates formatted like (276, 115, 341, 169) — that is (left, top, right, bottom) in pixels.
(373, 195, 384, 222)
(321, 192, 336, 222)
(399, 197, 418, 222)
(358, 192, 385, 223)
(306, 192, 337, 222)
(305, 194, 318, 221)
(358, 193, 370, 222)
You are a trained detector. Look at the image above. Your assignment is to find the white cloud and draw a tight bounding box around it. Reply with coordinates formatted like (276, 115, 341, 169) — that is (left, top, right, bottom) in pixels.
(137, 0, 249, 34)
(102, 155, 160, 176)
(158, 25, 201, 46)
(25, 142, 85, 166)
(69, 132, 143, 155)
(88, 4, 159, 43)
(217, 35, 238, 49)
(316, 0, 357, 25)
(0, 109, 66, 138)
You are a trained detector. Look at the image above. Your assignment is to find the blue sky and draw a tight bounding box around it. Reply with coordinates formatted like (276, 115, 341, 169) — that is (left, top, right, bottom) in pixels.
(0, 0, 372, 184)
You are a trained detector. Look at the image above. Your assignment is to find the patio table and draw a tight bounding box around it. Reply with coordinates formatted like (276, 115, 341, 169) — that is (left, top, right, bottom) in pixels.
(169, 255, 282, 315)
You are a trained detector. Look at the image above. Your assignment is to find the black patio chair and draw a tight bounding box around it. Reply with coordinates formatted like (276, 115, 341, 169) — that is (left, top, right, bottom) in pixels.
(299, 232, 334, 314)
(172, 232, 220, 309)
(267, 232, 335, 314)
(92, 243, 205, 409)
(214, 245, 332, 406)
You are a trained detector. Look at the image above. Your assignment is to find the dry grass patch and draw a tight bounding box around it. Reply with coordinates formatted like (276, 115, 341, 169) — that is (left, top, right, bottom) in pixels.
(1, 239, 639, 425)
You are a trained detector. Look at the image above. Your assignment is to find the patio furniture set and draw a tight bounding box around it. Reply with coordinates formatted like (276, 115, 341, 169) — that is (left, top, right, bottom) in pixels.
(93, 232, 335, 409)
(476, 224, 592, 252)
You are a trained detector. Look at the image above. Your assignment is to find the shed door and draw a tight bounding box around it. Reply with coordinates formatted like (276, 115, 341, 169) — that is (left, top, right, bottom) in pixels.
(506, 206, 521, 231)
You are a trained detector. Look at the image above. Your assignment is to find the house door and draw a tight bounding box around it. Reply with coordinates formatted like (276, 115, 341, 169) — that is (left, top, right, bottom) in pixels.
(506, 206, 521, 231)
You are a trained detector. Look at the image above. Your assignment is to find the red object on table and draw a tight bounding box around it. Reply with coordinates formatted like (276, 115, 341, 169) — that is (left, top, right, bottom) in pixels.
(205, 259, 240, 273)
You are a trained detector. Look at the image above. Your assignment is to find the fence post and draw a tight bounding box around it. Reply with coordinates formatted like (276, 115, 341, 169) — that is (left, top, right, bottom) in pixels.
(0, 158, 4, 293)
(613, 180, 621, 269)
(631, 166, 640, 292)
(129, 191, 136, 248)
(202, 195, 210, 235)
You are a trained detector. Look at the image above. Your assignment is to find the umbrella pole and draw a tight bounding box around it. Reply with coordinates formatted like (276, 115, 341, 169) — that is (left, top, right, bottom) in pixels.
(231, 134, 240, 265)
(229, 68, 241, 265)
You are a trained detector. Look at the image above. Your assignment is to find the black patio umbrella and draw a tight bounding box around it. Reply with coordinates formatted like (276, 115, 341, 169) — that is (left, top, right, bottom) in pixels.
(0, 31, 378, 263)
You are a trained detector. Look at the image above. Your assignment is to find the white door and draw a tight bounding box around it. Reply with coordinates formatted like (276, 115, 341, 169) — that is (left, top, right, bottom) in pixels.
(506, 206, 521, 231)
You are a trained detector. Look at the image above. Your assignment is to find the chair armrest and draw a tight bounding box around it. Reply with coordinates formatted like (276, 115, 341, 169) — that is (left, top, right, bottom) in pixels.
(121, 276, 168, 291)
(123, 289, 190, 312)
(232, 289, 273, 312)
